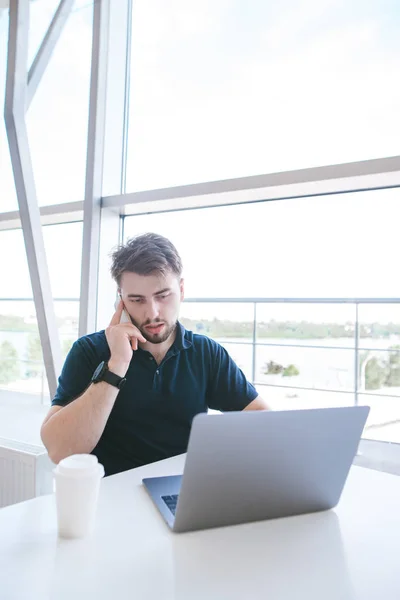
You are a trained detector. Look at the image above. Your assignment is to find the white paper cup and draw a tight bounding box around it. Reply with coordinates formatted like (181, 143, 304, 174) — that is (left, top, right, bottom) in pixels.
(53, 454, 105, 539)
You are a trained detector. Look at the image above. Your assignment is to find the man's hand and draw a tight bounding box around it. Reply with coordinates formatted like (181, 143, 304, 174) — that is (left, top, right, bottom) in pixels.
(105, 300, 146, 376)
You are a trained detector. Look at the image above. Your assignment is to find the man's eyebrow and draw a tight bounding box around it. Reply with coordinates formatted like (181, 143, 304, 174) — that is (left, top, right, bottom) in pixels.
(127, 288, 171, 299)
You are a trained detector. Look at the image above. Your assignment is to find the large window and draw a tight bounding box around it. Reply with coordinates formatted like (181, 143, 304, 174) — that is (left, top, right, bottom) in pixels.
(0, 2, 90, 444)
(124, 190, 400, 443)
(0, 223, 82, 444)
(126, 0, 400, 192)
(123, 188, 399, 298)
(26, 0, 93, 206)
(1, 0, 399, 467)
(1, 2, 93, 212)
(0, 13, 17, 212)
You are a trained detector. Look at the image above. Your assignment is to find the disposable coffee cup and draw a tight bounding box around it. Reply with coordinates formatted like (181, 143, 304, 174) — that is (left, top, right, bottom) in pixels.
(53, 454, 105, 539)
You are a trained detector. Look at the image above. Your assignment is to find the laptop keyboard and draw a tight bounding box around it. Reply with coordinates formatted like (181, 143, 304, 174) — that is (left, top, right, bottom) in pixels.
(162, 494, 179, 515)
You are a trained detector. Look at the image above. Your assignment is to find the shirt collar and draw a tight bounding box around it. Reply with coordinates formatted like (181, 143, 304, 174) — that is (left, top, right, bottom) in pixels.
(174, 321, 192, 351)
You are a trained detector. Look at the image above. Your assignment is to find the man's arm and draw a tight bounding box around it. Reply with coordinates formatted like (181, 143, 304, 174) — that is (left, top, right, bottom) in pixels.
(41, 301, 145, 464)
(243, 395, 270, 411)
(41, 373, 122, 464)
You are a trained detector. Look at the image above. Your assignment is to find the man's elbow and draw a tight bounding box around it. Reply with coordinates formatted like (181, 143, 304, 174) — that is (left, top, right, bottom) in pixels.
(42, 440, 69, 465)
(41, 426, 58, 464)
(40, 405, 66, 464)
(47, 451, 61, 465)
(40, 422, 68, 465)
(244, 396, 270, 411)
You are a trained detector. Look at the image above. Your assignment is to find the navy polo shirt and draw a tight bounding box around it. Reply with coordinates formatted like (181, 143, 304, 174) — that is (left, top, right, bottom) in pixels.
(52, 322, 258, 476)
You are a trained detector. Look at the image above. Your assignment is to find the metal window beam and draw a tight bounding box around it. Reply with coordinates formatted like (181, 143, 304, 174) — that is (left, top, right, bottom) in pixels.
(101, 0, 131, 197)
(0, 297, 80, 302)
(182, 297, 400, 304)
(95, 0, 131, 332)
(0, 296, 398, 305)
(27, 0, 74, 109)
(103, 156, 400, 215)
(1, 154, 399, 227)
(79, 0, 110, 336)
(0, 201, 84, 231)
(4, 0, 62, 396)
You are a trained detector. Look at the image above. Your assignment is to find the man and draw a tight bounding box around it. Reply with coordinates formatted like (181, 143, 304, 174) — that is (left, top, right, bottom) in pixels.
(41, 233, 269, 476)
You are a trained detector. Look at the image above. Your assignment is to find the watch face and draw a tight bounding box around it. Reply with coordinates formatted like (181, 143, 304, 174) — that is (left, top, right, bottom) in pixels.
(93, 361, 106, 382)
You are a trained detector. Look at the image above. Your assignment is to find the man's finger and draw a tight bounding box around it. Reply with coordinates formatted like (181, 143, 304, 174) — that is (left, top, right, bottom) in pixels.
(130, 329, 146, 344)
(118, 323, 146, 343)
(109, 299, 124, 326)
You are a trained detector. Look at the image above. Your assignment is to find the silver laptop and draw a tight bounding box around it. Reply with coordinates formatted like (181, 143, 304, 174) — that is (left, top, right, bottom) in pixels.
(142, 405, 369, 533)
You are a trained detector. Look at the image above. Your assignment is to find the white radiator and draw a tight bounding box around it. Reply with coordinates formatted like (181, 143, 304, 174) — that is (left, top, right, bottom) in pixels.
(0, 438, 53, 508)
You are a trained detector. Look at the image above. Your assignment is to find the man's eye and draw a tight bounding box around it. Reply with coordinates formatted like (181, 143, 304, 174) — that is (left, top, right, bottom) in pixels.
(158, 294, 169, 300)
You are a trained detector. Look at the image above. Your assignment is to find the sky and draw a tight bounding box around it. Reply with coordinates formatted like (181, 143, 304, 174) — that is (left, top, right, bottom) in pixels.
(127, 0, 400, 190)
(0, 0, 399, 323)
(0, 0, 92, 209)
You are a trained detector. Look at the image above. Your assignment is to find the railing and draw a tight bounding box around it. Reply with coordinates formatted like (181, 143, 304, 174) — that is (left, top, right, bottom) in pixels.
(0, 295, 78, 404)
(182, 298, 400, 409)
(0, 357, 49, 404)
(1, 297, 399, 414)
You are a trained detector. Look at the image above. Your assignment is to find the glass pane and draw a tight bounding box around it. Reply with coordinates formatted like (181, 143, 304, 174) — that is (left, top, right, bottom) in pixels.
(0, 223, 83, 299)
(254, 385, 354, 411)
(255, 345, 355, 392)
(180, 302, 254, 335)
(0, 230, 32, 297)
(26, 2, 93, 206)
(126, 0, 400, 192)
(0, 300, 79, 395)
(0, 300, 79, 444)
(256, 303, 355, 348)
(358, 304, 400, 349)
(0, 222, 82, 444)
(43, 222, 83, 298)
(359, 348, 400, 395)
(28, 0, 60, 66)
(361, 395, 400, 443)
(123, 188, 399, 298)
(0, 14, 18, 212)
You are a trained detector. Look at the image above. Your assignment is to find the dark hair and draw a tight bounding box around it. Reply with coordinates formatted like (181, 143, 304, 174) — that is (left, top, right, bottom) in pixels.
(110, 233, 183, 286)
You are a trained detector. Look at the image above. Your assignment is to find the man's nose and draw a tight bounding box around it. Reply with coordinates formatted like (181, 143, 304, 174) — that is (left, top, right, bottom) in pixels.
(145, 299, 159, 321)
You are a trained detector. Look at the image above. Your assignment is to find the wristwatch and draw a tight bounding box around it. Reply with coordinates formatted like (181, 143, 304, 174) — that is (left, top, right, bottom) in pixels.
(91, 361, 127, 390)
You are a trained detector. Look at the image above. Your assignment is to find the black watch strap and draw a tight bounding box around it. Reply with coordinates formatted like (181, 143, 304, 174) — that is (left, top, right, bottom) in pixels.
(92, 361, 126, 390)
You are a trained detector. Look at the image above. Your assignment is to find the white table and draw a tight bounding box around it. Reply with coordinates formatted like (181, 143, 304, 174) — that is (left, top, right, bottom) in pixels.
(1, 455, 400, 600)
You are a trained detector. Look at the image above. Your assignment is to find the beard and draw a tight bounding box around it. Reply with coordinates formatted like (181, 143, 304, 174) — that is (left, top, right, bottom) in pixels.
(131, 316, 178, 345)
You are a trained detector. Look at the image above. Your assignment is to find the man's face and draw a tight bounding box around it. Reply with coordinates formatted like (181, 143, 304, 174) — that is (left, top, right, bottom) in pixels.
(119, 270, 184, 344)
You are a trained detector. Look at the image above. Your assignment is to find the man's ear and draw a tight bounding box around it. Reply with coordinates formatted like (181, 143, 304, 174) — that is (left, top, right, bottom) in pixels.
(179, 278, 185, 301)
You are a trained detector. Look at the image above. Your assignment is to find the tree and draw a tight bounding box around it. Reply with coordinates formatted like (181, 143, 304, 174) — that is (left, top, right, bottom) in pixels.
(263, 360, 284, 375)
(364, 357, 388, 390)
(361, 347, 400, 391)
(25, 334, 43, 378)
(282, 364, 300, 377)
(0, 340, 20, 384)
(263, 360, 300, 378)
(62, 338, 74, 359)
(385, 346, 400, 387)
(24, 335, 75, 377)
